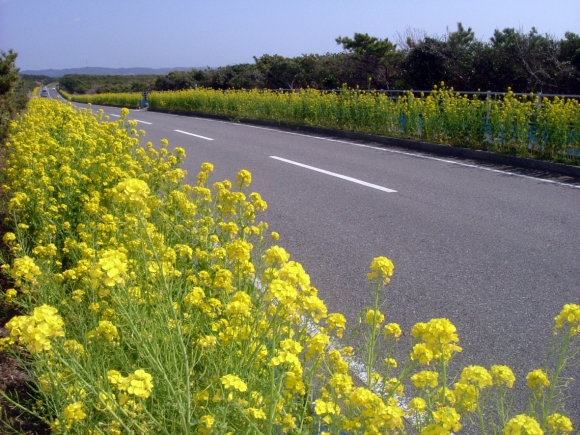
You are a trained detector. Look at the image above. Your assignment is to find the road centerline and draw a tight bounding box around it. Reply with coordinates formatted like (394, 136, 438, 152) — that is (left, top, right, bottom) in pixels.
(132, 119, 152, 125)
(270, 156, 397, 193)
(175, 129, 214, 141)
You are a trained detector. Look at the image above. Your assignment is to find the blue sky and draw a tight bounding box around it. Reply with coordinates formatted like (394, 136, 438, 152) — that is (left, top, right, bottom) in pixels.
(1, 0, 579, 71)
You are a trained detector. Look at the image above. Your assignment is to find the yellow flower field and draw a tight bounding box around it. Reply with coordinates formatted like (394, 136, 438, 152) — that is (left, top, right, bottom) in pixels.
(0, 98, 577, 434)
(148, 86, 580, 164)
(59, 87, 142, 108)
(61, 85, 580, 164)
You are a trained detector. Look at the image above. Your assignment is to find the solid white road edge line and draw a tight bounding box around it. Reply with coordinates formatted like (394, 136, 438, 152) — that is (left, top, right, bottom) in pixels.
(270, 156, 397, 193)
(154, 112, 578, 190)
(175, 129, 214, 141)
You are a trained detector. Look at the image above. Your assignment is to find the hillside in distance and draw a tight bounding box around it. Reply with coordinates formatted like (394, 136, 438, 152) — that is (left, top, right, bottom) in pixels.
(20, 66, 205, 77)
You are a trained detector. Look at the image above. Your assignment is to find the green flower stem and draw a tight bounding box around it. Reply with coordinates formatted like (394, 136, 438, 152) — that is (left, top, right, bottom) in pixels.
(541, 325, 572, 428)
(137, 210, 192, 433)
(476, 391, 488, 435)
(366, 278, 382, 390)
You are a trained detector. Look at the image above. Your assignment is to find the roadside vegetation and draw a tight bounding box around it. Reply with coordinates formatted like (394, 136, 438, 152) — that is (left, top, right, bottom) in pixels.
(149, 86, 580, 164)
(58, 88, 143, 108)
(57, 74, 158, 95)
(1, 49, 54, 434)
(1, 51, 51, 147)
(58, 24, 580, 166)
(0, 97, 577, 434)
(1, 50, 35, 144)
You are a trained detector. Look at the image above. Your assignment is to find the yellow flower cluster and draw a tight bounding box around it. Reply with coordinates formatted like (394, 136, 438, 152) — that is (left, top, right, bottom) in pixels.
(383, 322, 402, 339)
(411, 318, 462, 365)
(9, 255, 41, 287)
(220, 374, 248, 392)
(554, 303, 580, 335)
(85, 320, 119, 342)
(411, 370, 439, 389)
(547, 413, 574, 433)
(4, 305, 64, 353)
(490, 365, 516, 388)
(526, 368, 550, 391)
(367, 256, 395, 284)
(94, 249, 128, 287)
(235, 169, 252, 188)
(452, 366, 492, 413)
(115, 178, 150, 203)
(108, 369, 154, 399)
(364, 309, 385, 328)
(503, 414, 543, 435)
(63, 401, 87, 428)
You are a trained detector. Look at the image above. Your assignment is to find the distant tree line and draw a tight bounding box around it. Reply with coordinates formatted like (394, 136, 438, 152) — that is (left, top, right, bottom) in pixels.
(58, 74, 159, 94)
(154, 24, 580, 94)
(1, 50, 39, 143)
(51, 24, 580, 95)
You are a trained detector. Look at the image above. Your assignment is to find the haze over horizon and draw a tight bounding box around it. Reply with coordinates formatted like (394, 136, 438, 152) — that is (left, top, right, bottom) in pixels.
(1, 0, 579, 72)
(18, 66, 201, 77)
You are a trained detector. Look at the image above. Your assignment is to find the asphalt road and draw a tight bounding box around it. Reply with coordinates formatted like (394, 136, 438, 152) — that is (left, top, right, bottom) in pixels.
(47, 88, 580, 422)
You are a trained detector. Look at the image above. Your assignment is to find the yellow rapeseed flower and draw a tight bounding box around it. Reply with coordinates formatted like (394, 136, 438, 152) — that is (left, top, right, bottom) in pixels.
(220, 374, 248, 392)
(63, 401, 86, 428)
(327, 313, 346, 338)
(407, 397, 427, 414)
(411, 318, 462, 362)
(503, 414, 543, 435)
(6, 305, 65, 353)
(364, 309, 385, 328)
(490, 365, 516, 388)
(554, 303, 580, 335)
(458, 365, 492, 389)
(546, 413, 573, 433)
(199, 414, 215, 430)
(115, 178, 150, 203)
(383, 322, 402, 339)
(126, 369, 154, 399)
(410, 343, 434, 365)
(305, 333, 329, 360)
(264, 245, 291, 266)
(367, 256, 395, 284)
(411, 370, 438, 389)
(94, 320, 119, 341)
(235, 169, 252, 188)
(383, 357, 397, 368)
(526, 369, 550, 390)
(453, 382, 478, 413)
(200, 162, 214, 172)
(10, 255, 41, 285)
(431, 406, 462, 432)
